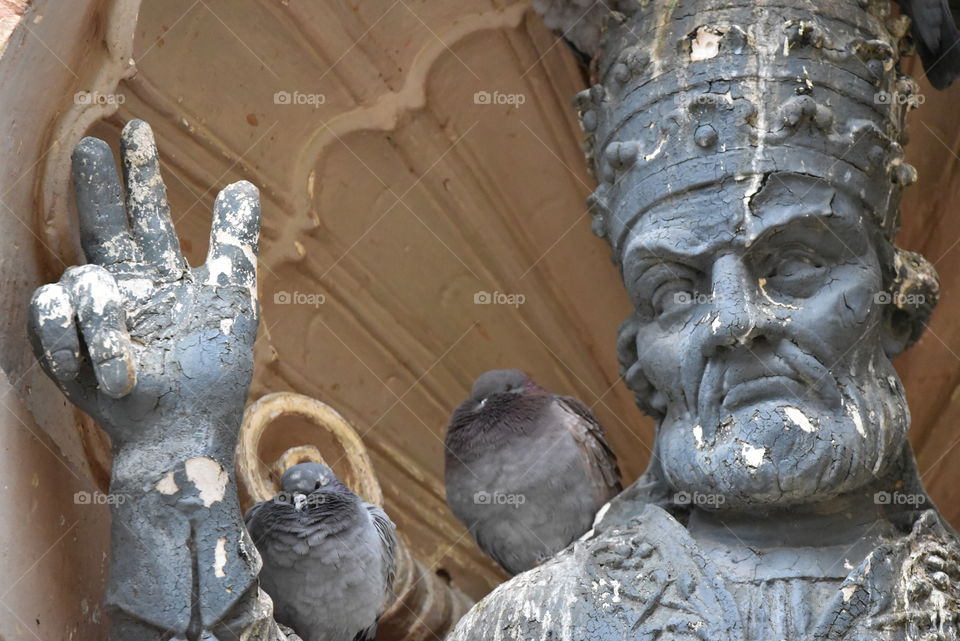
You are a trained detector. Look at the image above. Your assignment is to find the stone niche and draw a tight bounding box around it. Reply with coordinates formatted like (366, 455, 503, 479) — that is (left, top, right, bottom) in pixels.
(0, 1, 958, 640)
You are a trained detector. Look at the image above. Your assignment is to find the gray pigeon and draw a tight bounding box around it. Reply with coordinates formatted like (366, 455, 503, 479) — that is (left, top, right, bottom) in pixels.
(245, 463, 396, 641)
(444, 369, 622, 575)
(895, 0, 960, 89)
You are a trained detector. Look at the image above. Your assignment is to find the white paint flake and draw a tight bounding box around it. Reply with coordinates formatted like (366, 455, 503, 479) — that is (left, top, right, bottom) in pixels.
(33, 285, 74, 331)
(693, 424, 705, 448)
(845, 399, 866, 437)
(155, 471, 179, 495)
(741, 443, 766, 468)
(214, 537, 227, 577)
(691, 27, 722, 61)
(72, 266, 119, 316)
(841, 584, 857, 602)
(783, 406, 816, 433)
(185, 457, 228, 507)
(205, 254, 235, 288)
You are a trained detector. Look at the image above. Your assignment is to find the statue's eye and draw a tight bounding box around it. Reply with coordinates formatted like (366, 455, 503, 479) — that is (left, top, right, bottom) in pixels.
(761, 247, 826, 299)
(632, 261, 703, 319)
(651, 279, 700, 316)
(768, 251, 822, 278)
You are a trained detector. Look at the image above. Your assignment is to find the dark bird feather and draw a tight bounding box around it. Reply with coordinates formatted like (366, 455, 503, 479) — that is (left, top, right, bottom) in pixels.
(896, 0, 960, 89)
(444, 369, 622, 575)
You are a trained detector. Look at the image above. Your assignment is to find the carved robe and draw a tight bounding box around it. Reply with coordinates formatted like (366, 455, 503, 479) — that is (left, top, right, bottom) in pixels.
(450, 503, 960, 640)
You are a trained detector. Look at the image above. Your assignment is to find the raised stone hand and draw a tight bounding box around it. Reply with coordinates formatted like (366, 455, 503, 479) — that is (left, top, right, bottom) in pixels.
(28, 119, 260, 456)
(26, 120, 286, 640)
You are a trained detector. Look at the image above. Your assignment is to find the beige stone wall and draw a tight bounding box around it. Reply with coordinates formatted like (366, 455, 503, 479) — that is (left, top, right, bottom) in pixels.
(0, 370, 109, 641)
(0, 1, 116, 639)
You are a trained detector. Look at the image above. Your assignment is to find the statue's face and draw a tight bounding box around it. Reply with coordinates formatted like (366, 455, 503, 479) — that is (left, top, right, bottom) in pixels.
(623, 173, 909, 509)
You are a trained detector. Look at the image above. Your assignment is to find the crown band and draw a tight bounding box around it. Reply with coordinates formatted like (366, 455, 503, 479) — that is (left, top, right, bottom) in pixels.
(578, 0, 915, 264)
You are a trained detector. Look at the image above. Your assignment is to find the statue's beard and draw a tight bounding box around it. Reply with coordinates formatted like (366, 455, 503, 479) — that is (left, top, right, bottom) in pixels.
(656, 341, 909, 510)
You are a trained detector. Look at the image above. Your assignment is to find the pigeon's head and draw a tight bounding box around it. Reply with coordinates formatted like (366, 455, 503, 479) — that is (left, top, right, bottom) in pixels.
(470, 369, 537, 408)
(446, 369, 545, 446)
(280, 462, 353, 495)
(280, 462, 335, 493)
(274, 463, 361, 521)
(276, 463, 358, 514)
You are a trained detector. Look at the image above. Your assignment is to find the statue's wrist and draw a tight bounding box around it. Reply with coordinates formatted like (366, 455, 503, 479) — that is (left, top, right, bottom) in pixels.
(107, 413, 241, 490)
(107, 439, 244, 542)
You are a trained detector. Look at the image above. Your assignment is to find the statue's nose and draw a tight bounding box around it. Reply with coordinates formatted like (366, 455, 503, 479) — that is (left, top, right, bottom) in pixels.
(703, 254, 762, 353)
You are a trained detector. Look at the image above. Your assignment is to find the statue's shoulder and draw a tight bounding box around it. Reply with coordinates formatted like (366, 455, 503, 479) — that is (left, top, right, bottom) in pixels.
(449, 503, 744, 641)
(447, 547, 586, 640)
(451, 506, 960, 641)
(813, 508, 960, 640)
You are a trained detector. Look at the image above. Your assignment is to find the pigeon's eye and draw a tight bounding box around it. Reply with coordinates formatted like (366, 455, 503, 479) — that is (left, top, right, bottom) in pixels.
(314, 480, 322, 490)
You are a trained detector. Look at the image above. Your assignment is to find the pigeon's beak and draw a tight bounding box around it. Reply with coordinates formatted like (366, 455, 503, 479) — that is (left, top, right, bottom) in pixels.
(476, 398, 487, 410)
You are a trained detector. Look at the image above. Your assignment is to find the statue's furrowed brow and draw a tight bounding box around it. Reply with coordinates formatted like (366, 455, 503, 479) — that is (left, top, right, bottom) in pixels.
(745, 212, 868, 258)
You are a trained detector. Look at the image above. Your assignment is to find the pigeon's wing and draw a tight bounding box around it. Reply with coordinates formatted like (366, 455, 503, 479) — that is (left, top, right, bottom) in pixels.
(472, 525, 522, 575)
(898, 0, 960, 88)
(244, 499, 265, 529)
(244, 499, 276, 546)
(556, 395, 622, 494)
(915, 0, 948, 51)
(364, 503, 398, 602)
(930, 0, 960, 88)
(244, 499, 303, 558)
(353, 623, 378, 641)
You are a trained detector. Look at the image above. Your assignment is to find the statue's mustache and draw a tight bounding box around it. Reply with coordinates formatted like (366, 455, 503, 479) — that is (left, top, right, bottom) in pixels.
(693, 339, 841, 440)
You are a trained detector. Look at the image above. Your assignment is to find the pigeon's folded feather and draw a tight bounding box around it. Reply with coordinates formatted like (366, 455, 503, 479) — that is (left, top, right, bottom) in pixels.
(896, 0, 960, 89)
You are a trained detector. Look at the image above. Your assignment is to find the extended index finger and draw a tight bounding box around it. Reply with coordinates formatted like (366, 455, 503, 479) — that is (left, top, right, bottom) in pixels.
(120, 119, 188, 276)
(72, 137, 139, 265)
